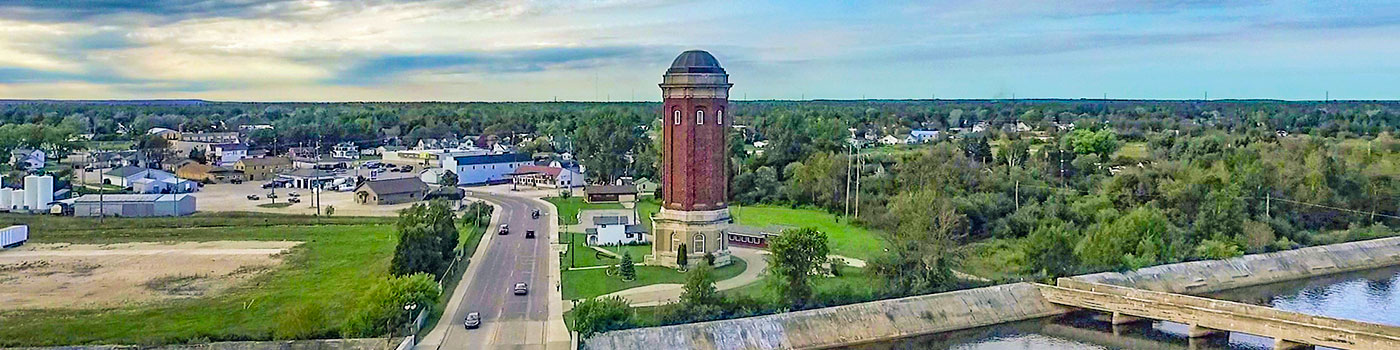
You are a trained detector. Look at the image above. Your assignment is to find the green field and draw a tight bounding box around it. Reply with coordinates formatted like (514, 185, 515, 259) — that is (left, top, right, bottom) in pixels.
(562, 257, 746, 300)
(730, 205, 885, 261)
(0, 215, 396, 346)
(1114, 141, 1148, 159)
(546, 197, 624, 225)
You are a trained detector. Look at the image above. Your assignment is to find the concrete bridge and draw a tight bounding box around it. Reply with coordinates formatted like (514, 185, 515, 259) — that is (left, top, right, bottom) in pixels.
(584, 236, 1400, 350)
(1038, 278, 1400, 350)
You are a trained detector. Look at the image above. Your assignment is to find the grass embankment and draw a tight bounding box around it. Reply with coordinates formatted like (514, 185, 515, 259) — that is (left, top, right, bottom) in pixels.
(0, 215, 397, 346)
(562, 257, 746, 300)
(546, 197, 624, 225)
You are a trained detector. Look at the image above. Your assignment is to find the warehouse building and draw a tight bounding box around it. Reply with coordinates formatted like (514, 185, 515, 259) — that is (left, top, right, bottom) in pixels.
(73, 194, 196, 217)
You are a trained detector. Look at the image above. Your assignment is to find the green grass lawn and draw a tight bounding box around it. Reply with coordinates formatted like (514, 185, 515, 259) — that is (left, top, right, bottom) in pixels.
(562, 257, 746, 300)
(1114, 141, 1148, 159)
(563, 232, 653, 269)
(957, 238, 1028, 281)
(722, 265, 875, 301)
(0, 218, 396, 346)
(546, 197, 624, 225)
(730, 205, 886, 261)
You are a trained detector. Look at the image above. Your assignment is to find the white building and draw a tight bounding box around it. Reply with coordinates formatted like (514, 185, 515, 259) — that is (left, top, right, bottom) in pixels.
(442, 153, 533, 185)
(9, 149, 45, 171)
(905, 130, 940, 144)
(332, 142, 361, 159)
(509, 165, 584, 188)
(210, 143, 248, 166)
(879, 135, 901, 145)
(73, 194, 196, 217)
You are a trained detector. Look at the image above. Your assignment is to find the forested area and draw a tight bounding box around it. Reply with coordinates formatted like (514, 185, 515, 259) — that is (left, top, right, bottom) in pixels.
(4, 100, 1399, 279)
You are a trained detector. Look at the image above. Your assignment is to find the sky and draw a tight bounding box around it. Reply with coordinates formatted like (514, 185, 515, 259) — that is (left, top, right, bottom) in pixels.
(0, 0, 1396, 102)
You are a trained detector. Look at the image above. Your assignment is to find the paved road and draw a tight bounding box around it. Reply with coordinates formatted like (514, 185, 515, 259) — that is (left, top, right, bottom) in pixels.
(437, 191, 554, 350)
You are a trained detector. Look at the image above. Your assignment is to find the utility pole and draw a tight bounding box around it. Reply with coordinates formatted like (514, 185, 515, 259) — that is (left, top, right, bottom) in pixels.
(854, 156, 862, 220)
(1266, 192, 1271, 218)
(315, 136, 322, 216)
(1015, 180, 1020, 211)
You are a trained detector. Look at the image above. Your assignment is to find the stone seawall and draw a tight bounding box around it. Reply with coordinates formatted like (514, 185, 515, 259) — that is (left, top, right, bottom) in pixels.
(3, 338, 399, 350)
(582, 283, 1072, 350)
(1074, 236, 1400, 294)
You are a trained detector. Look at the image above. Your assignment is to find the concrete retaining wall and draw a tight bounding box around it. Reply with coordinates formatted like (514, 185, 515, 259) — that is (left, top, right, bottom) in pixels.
(582, 283, 1071, 350)
(3, 338, 400, 350)
(1074, 236, 1400, 294)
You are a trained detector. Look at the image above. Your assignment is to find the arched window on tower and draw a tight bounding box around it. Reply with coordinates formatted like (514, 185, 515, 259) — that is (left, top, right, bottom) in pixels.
(694, 233, 705, 253)
(717, 109, 723, 124)
(696, 110, 704, 125)
(674, 109, 681, 125)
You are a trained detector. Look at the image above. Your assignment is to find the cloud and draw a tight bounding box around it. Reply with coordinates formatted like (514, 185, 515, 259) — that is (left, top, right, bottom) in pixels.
(330, 46, 657, 85)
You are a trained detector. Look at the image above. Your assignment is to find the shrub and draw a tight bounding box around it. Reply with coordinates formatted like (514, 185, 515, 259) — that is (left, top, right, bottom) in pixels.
(1193, 239, 1243, 260)
(341, 273, 441, 338)
(572, 296, 634, 338)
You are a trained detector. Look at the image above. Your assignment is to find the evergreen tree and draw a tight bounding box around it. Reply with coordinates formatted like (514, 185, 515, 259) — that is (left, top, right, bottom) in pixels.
(676, 243, 688, 269)
(619, 251, 636, 281)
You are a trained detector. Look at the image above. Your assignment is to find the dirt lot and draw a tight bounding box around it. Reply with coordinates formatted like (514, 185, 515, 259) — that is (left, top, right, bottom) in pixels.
(0, 241, 299, 310)
(191, 181, 418, 216)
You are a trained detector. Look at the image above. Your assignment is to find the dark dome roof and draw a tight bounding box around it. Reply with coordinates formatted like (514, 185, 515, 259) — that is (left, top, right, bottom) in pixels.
(667, 50, 725, 74)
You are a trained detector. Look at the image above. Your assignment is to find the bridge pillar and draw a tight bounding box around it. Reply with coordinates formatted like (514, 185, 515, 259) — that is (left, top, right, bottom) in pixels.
(1110, 312, 1149, 325)
(1187, 324, 1223, 338)
(1273, 338, 1314, 350)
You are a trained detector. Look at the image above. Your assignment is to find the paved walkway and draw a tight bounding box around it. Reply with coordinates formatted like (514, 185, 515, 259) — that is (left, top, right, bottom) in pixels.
(599, 247, 769, 307)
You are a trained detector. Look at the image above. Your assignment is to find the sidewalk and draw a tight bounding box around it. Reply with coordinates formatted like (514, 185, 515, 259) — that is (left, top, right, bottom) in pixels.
(599, 247, 769, 307)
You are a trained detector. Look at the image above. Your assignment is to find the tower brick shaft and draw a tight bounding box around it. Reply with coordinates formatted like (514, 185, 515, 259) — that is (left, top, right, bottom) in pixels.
(650, 50, 733, 268)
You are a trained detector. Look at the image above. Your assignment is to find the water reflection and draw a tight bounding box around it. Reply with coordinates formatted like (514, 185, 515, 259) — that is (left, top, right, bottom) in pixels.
(1210, 266, 1400, 326)
(843, 266, 1400, 350)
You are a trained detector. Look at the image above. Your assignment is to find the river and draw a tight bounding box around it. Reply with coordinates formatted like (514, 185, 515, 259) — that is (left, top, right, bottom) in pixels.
(843, 266, 1400, 350)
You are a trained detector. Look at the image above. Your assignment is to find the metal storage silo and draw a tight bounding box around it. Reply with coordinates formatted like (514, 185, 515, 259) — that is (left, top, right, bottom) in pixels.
(12, 189, 25, 210)
(0, 188, 11, 211)
(37, 175, 54, 208)
(23, 175, 39, 211)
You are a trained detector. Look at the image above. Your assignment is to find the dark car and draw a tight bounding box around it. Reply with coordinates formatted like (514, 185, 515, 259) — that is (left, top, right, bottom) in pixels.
(498, 224, 509, 235)
(531, 209, 540, 219)
(463, 312, 481, 329)
(261, 182, 275, 189)
(288, 197, 302, 203)
(246, 194, 260, 200)
(525, 230, 536, 239)
(513, 282, 528, 295)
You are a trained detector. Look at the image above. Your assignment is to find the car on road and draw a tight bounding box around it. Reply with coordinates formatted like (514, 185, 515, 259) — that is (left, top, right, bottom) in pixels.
(525, 230, 535, 239)
(513, 282, 528, 295)
(266, 193, 278, 199)
(261, 182, 276, 189)
(498, 224, 509, 235)
(288, 191, 300, 197)
(464, 312, 480, 329)
(246, 194, 260, 200)
(531, 209, 540, 219)
(288, 197, 302, 203)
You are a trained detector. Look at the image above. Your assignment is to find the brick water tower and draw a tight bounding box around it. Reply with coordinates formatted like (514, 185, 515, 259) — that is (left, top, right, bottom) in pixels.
(649, 50, 733, 268)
